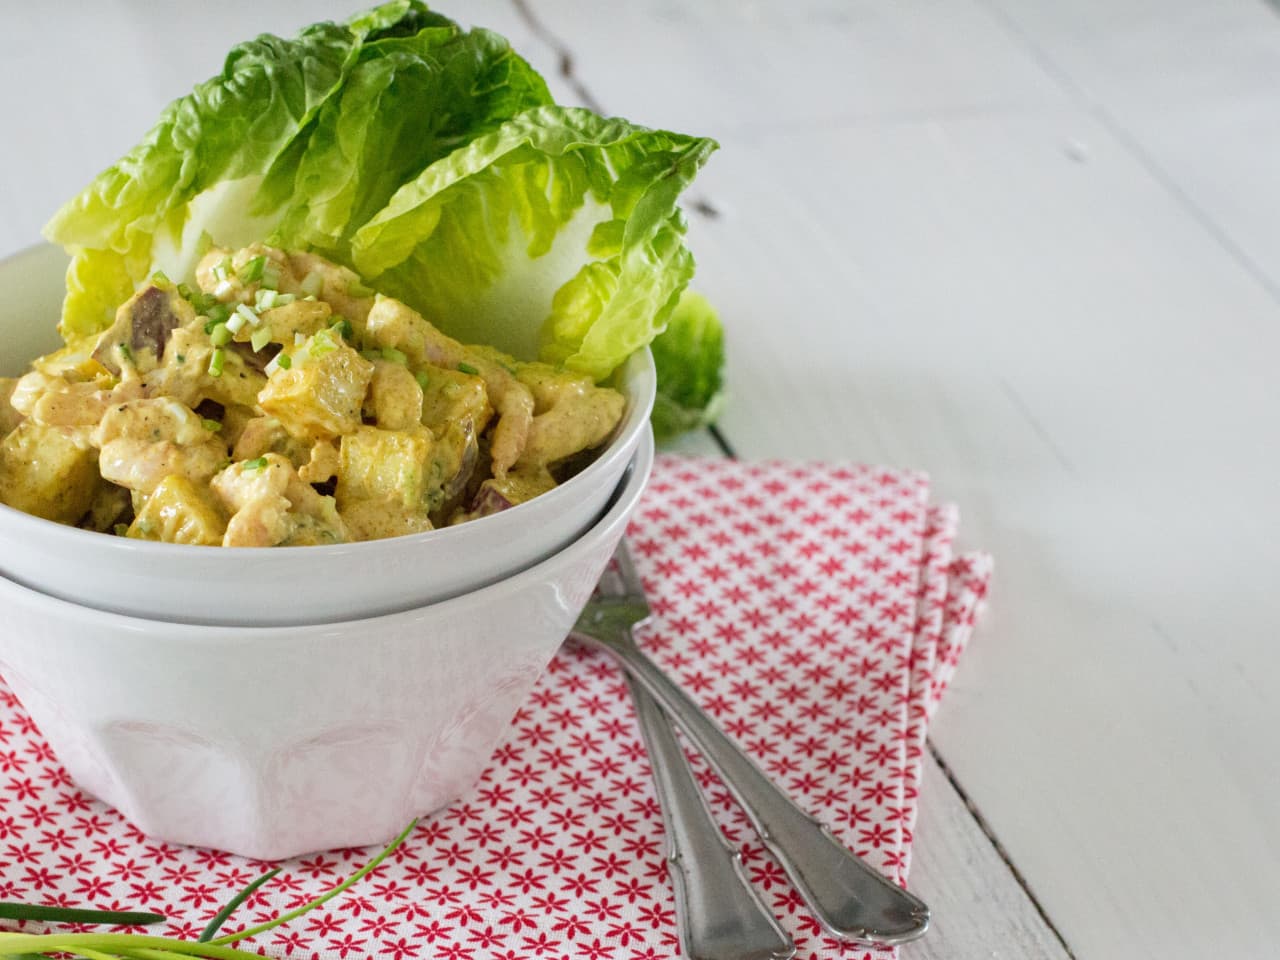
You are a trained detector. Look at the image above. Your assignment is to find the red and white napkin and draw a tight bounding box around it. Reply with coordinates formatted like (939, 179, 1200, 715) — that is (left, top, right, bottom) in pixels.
(0, 455, 990, 960)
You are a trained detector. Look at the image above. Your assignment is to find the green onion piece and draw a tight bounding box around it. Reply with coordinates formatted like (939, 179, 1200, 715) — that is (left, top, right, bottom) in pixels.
(254, 289, 277, 311)
(235, 303, 260, 328)
(261, 262, 281, 291)
(243, 457, 268, 471)
(201, 419, 222, 432)
(382, 347, 407, 365)
(208, 348, 225, 378)
(210, 324, 233, 347)
(198, 867, 281, 943)
(274, 292, 296, 307)
(347, 279, 374, 298)
(117, 343, 134, 363)
(309, 330, 337, 358)
(415, 370, 430, 391)
(250, 327, 272, 352)
(0, 903, 167, 926)
(332, 317, 353, 340)
(238, 255, 266, 283)
(361, 349, 382, 362)
(176, 353, 186, 364)
(211, 819, 417, 946)
(206, 303, 231, 327)
(299, 271, 324, 298)
(212, 257, 232, 283)
(150, 270, 170, 286)
(277, 353, 292, 370)
(177, 282, 194, 300)
(457, 362, 479, 375)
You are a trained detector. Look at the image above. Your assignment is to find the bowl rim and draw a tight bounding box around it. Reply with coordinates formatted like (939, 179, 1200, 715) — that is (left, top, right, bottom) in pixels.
(0, 242, 657, 558)
(0, 428, 654, 637)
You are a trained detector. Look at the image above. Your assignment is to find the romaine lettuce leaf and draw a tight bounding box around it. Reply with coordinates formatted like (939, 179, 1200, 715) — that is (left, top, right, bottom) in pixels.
(649, 290, 726, 441)
(43, 2, 549, 340)
(276, 24, 551, 260)
(351, 106, 717, 378)
(45, 20, 364, 338)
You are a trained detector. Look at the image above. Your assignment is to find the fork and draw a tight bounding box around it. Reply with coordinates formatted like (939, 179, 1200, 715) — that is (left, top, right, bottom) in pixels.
(574, 541, 931, 947)
(592, 554, 796, 960)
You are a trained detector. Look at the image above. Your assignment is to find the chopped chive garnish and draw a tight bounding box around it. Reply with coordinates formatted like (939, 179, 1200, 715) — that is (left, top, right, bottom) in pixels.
(210, 324, 233, 346)
(238, 255, 266, 283)
(261, 261, 282, 291)
(176, 353, 186, 364)
(332, 317, 353, 339)
(201, 418, 222, 432)
(277, 353, 292, 370)
(212, 257, 232, 283)
(347, 279, 374, 298)
(118, 343, 133, 362)
(457, 362, 479, 375)
(243, 456, 268, 471)
(208, 303, 231, 325)
(208, 348, 225, 377)
(309, 330, 337, 358)
(151, 270, 170, 286)
(177, 282, 194, 300)
(235, 303, 260, 328)
(382, 347, 407, 365)
(275, 292, 296, 306)
(255, 289, 277, 311)
(415, 370, 430, 391)
(250, 327, 272, 352)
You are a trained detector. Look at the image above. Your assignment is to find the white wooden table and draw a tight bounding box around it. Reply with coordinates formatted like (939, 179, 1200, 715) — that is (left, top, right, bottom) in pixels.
(3, 3, 1278, 957)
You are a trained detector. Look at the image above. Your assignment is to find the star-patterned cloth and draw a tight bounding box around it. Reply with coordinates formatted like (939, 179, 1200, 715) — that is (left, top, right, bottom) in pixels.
(0, 455, 990, 960)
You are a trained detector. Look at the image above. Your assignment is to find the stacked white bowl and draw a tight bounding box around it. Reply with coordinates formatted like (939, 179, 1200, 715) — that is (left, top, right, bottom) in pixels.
(0, 245, 655, 858)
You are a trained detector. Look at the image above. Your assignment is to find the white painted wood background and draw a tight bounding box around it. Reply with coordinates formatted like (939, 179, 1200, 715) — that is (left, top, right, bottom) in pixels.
(3, 2, 1279, 957)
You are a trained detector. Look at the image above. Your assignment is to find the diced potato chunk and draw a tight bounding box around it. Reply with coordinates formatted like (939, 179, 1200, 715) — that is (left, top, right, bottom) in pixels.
(0, 422, 99, 523)
(419, 366, 492, 435)
(128, 475, 226, 546)
(367, 360, 423, 431)
(257, 336, 373, 441)
(338, 425, 434, 509)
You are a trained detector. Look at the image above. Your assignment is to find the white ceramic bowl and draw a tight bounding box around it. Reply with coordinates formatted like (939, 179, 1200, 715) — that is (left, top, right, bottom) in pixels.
(0, 429, 652, 860)
(0, 244, 656, 625)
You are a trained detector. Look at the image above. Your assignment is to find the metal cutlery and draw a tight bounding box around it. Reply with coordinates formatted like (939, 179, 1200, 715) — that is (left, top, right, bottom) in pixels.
(593, 555, 796, 960)
(574, 541, 931, 947)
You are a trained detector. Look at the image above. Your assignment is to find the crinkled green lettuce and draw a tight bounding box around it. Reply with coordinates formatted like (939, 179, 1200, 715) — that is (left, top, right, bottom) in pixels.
(42, 1, 718, 407)
(351, 106, 716, 378)
(649, 290, 726, 441)
(44, 2, 550, 339)
(44, 19, 363, 338)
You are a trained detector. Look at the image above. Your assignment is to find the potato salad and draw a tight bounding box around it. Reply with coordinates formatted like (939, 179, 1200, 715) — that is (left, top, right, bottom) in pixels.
(0, 245, 624, 546)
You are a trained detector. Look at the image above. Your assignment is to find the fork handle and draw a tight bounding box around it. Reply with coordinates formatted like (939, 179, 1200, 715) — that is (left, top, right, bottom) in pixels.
(588, 632, 930, 946)
(629, 674, 795, 960)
